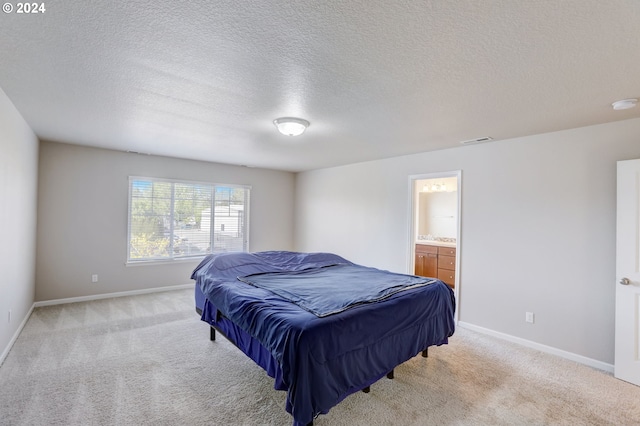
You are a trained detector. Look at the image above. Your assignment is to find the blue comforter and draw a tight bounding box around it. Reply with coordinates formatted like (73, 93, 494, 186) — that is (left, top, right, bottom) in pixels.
(192, 251, 455, 425)
(238, 264, 437, 317)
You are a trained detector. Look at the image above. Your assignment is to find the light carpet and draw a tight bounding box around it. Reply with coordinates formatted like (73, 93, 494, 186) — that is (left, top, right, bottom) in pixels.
(1, 289, 639, 425)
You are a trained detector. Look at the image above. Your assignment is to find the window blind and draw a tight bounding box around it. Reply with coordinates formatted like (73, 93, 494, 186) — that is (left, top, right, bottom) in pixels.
(127, 177, 250, 262)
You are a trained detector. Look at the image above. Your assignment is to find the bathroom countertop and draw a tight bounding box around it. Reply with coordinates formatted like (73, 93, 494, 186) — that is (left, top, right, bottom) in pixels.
(415, 240, 457, 248)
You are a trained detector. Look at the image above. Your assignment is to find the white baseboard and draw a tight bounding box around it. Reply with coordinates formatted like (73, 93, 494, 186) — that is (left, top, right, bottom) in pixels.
(458, 321, 614, 373)
(0, 303, 35, 367)
(33, 283, 194, 307)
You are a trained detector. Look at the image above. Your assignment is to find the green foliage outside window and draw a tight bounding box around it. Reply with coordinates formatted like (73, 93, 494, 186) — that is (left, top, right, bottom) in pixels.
(128, 178, 249, 262)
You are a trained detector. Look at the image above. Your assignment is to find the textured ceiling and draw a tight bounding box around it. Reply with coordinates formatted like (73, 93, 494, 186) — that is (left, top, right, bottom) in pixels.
(1, 0, 639, 172)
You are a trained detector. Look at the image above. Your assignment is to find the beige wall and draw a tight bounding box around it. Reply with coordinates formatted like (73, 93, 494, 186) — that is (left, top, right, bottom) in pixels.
(0, 89, 38, 361)
(295, 118, 640, 365)
(36, 141, 295, 301)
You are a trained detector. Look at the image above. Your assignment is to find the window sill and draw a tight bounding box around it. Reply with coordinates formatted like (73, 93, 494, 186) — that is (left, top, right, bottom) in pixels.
(125, 256, 206, 267)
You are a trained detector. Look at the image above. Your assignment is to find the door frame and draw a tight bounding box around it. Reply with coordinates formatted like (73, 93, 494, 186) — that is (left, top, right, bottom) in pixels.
(408, 170, 462, 323)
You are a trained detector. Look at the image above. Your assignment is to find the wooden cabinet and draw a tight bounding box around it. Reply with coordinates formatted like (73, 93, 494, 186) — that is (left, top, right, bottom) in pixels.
(415, 244, 437, 278)
(438, 246, 456, 257)
(437, 246, 456, 288)
(415, 244, 456, 288)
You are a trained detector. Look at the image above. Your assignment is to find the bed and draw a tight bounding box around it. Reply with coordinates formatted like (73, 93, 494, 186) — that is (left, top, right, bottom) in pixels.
(191, 251, 455, 425)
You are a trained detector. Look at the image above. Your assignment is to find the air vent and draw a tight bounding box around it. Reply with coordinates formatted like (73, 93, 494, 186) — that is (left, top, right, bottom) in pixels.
(459, 136, 493, 145)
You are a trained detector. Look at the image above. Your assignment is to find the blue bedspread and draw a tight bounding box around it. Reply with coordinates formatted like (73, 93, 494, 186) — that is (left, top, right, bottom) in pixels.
(192, 251, 455, 425)
(238, 264, 437, 317)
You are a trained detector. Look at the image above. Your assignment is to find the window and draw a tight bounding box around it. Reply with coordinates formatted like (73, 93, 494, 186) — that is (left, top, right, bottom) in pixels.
(127, 177, 250, 263)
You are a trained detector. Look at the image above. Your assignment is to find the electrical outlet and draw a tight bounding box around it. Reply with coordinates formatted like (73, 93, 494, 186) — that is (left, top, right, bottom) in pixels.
(525, 312, 534, 324)
(91, 274, 98, 283)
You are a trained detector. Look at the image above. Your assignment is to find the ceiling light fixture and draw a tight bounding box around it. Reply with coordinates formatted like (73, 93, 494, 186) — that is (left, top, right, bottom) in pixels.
(611, 99, 638, 110)
(273, 117, 310, 136)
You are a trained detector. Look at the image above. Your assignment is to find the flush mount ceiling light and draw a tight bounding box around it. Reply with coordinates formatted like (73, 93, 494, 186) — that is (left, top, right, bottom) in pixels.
(273, 117, 310, 136)
(611, 99, 638, 110)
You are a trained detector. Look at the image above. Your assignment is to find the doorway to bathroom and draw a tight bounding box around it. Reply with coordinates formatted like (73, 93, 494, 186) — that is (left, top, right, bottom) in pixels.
(408, 171, 461, 321)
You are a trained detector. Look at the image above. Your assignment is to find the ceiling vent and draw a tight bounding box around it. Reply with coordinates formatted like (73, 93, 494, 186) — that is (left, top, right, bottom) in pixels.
(459, 136, 494, 145)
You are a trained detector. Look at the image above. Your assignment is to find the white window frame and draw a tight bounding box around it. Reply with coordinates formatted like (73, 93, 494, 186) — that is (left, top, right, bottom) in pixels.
(127, 176, 250, 264)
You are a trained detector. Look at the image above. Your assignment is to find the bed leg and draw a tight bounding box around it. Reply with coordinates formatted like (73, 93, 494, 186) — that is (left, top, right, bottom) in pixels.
(387, 369, 394, 379)
(210, 326, 216, 341)
(422, 348, 428, 358)
(362, 386, 370, 393)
